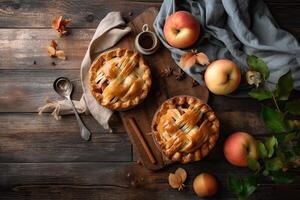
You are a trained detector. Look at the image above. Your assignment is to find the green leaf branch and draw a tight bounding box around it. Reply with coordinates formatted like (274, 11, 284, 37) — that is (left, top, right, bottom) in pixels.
(227, 55, 300, 199)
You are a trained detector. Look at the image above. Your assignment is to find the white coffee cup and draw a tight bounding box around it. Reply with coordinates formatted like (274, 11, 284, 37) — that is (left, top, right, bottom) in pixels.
(135, 24, 159, 55)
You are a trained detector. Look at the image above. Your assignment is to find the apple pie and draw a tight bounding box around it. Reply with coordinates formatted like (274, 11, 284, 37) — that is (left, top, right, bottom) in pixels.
(152, 96, 219, 164)
(89, 48, 152, 110)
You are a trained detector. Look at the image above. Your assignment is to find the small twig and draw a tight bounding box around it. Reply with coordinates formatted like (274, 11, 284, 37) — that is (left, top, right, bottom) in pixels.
(265, 83, 281, 113)
(272, 92, 281, 112)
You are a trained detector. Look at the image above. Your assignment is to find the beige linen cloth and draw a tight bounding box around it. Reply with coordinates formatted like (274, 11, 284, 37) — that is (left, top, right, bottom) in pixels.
(38, 12, 131, 130)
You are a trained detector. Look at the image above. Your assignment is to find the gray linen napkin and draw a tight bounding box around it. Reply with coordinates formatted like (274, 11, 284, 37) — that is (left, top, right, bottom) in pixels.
(39, 12, 131, 130)
(154, 0, 300, 93)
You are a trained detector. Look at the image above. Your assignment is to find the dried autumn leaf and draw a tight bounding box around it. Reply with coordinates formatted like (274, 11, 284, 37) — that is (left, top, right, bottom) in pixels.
(51, 16, 71, 37)
(46, 40, 67, 59)
(56, 50, 66, 60)
(180, 52, 196, 68)
(175, 168, 187, 183)
(57, 26, 67, 36)
(62, 18, 72, 26)
(50, 40, 57, 49)
(168, 173, 182, 189)
(168, 168, 188, 191)
(196, 52, 210, 65)
(47, 46, 56, 57)
(51, 16, 63, 30)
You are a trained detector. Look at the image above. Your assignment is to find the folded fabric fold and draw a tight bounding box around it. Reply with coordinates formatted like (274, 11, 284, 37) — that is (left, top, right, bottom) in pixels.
(38, 96, 89, 120)
(38, 12, 131, 130)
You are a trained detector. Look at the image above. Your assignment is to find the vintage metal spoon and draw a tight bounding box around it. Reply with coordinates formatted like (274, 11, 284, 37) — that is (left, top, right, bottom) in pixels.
(53, 77, 91, 141)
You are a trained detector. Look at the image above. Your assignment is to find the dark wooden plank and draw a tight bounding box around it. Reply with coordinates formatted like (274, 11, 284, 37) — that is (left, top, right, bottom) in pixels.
(0, 1, 299, 199)
(0, 67, 265, 114)
(0, 162, 299, 200)
(0, 0, 299, 39)
(0, 29, 92, 70)
(1, 185, 300, 200)
(0, 2, 298, 71)
(217, 111, 269, 135)
(263, 1, 300, 37)
(0, 0, 161, 28)
(210, 95, 262, 112)
(0, 69, 82, 112)
(0, 113, 125, 134)
(0, 111, 274, 164)
(0, 113, 131, 163)
(0, 69, 270, 134)
(1, 27, 300, 71)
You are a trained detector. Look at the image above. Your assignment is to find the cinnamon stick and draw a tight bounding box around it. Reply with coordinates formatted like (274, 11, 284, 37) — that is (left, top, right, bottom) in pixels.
(128, 117, 156, 164)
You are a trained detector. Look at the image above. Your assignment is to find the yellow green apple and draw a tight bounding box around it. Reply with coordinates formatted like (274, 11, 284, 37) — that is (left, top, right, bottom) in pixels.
(193, 173, 218, 197)
(204, 59, 241, 95)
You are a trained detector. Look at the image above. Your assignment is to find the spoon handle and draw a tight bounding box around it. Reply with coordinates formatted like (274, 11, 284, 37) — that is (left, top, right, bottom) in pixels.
(67, 97, 91, 141)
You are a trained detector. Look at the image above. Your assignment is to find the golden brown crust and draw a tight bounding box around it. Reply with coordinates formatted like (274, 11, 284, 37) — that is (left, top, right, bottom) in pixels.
(89, 48, 151, 110)
(151, 95, 219, 164)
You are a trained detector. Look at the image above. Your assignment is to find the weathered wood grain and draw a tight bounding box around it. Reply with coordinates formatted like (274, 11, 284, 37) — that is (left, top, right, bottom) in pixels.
(0, 1, 299, 199)
(0, 139, 132, 163)
(0, 113, 125, 134)
(0, 110, 270, 164)
(1, 0, 299, 70)
(0, 0, 161, 28)
(0, 0, 299, 33)
(0, 113, 131, 163)
(0, 162, 298, 200)
(1, 185, 300, 200)
(0, 29, 91, 70)
(0, 69, 81, 112)
(1, 27, 299, 71)
(0, 68, 275, 136)
(0, 68, 265, 113)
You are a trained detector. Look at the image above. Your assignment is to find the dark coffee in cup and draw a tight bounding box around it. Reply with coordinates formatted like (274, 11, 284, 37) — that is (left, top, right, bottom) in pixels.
(138, 33, 154, 49)
(135, 24, 159, 55)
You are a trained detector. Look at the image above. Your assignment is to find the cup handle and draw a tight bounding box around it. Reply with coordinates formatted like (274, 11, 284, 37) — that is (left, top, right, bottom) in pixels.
(142, 24, 149, 32)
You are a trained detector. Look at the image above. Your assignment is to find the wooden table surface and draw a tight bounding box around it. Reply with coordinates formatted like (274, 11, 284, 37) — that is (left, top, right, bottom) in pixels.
(0, 0, 299, 199)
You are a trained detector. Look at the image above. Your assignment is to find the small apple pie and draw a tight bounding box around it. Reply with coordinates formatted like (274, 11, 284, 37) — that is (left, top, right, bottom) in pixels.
(152, 96, 220, 164)
(89, 48, 152, 110)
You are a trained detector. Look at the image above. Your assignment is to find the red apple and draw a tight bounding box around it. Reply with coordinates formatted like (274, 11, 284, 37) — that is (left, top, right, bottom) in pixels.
(163, 11, 200, 48)
(204, 59, 241, 95)
(224, 132, 258, 167)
